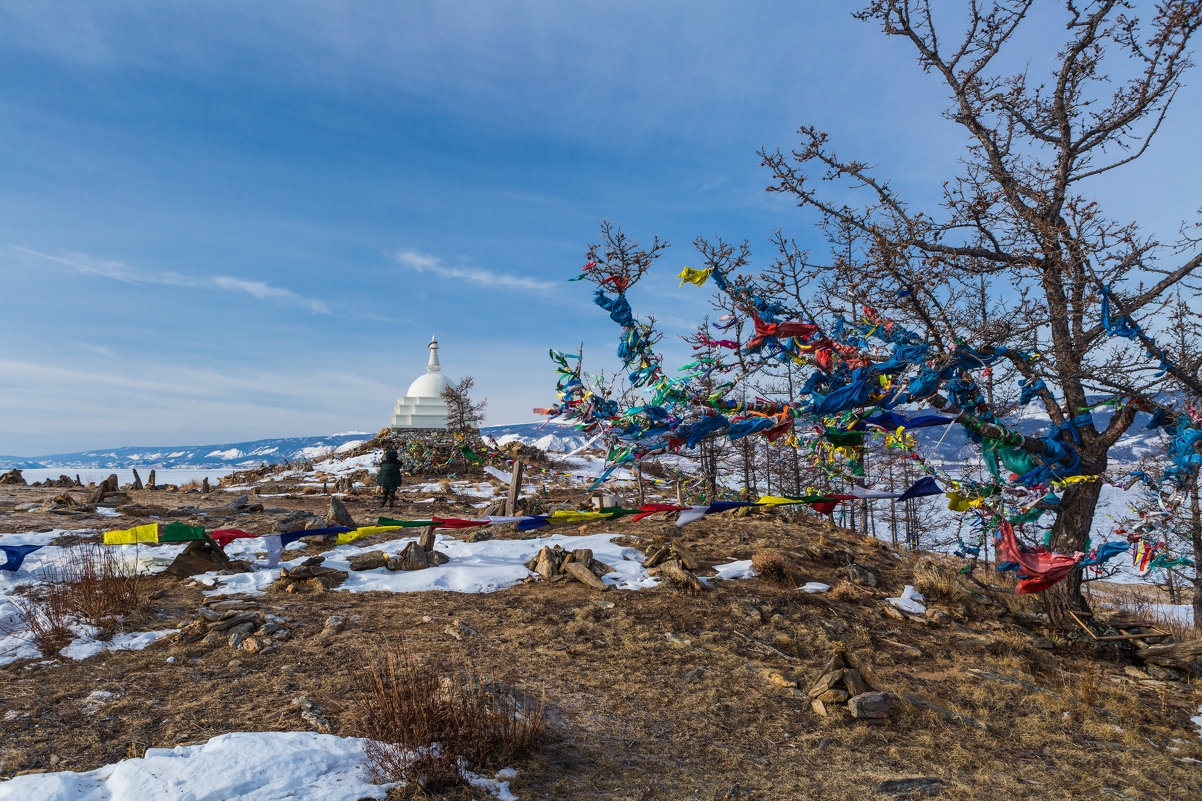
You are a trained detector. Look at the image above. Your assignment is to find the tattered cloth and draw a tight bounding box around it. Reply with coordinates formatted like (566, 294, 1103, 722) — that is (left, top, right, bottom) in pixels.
(994, 522, 1083, 594)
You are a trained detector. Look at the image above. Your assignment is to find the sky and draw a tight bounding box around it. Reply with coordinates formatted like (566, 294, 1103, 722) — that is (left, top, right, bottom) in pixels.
(1, 1, 1199, 455)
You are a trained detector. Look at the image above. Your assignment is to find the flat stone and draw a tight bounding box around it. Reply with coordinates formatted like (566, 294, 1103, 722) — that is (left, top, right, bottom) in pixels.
(348, 550, 388, 571)
(564, 561, 609, 591)
(875, 777, 946, 798)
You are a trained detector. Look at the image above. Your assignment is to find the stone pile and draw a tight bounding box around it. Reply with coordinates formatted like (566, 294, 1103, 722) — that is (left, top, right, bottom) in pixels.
(644, 539, 707, 593)
(176, 597, 292, 654)
(0, 469, 27, 485)
(524, 544, 614, 591)
(807, 648, 897, 719)
(347, 527, 450, 572)
(273, 556, 348, 592)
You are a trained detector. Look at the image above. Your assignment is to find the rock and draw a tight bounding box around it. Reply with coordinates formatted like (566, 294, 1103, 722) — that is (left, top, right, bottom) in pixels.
(875, 777, 946, 798)
(101, 492, 130, 505)
(165, 540, 236, 577)
(389, 541, 430, 571)
(1146, 664, 1185, 682)
(327, 496, 357, 529)
(276, 563, 348, 591)
(564, 561, 609, 591)
(844, 668, 869, 697)
(901, 695, 984, 729)
(317, 615, 345, 640)
(176, 620, 208, 642)
(416, 527, 436, 552)
(273, 510, 322, 532)
(670, 541, 700, 571)
(841, 563, 877, 586)
(228, 629, 247, 649)
(201, 477, 211, 494)
(531, 546, 562, 579)
(848, 690, 899, 719)
(465, 528, 493, 543)
(807, 669, 846, 698)
(659, 561, 707, 593)
(682, 667, 707, 682)
(664, 632, 692, 648)
(147, 470, 156, 489)
(588, 559, 615, 578)
(87, 484, 108, 504)
(114, 502, 172, 516)
(51, 492, 78, 507)
(293, 697, 332, 734)
(568, 548, 594, 564)
(208, 611, 259, 631)
(0, 468, 27, 485)
(444, 620, 477, 640)
(131, 469, 143, 490)
(240, 636, 265, 653)
(925, 608, 951, 624)
(810, 699, 830, 716)
(428, 550, 451, 566)
(349, 551, 388, 571)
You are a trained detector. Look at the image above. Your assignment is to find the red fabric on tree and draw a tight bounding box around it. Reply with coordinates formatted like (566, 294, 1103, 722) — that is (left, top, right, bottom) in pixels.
(747, 314, 820, 351)
(995, 522, 1083, 594)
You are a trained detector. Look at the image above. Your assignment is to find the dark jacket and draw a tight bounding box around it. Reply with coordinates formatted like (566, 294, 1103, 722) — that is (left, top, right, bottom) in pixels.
(376, 452, 403, 490)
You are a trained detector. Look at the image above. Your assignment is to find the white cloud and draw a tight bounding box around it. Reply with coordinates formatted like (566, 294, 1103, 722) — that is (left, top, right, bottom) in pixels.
(8, 246, 330, 313)
(212, 276, 330, 314)
(395, 249, 556, 293)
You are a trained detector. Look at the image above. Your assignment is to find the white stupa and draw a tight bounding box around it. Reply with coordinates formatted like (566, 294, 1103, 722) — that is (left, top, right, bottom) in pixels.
(390, 335, 451, 429)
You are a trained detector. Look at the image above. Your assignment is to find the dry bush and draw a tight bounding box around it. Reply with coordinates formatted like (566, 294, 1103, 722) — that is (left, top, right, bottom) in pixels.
(750, 549, 798, 588)
(911, 559, 964, 602)
(9, 545, 146, 655)
(351, 644, 544, 793)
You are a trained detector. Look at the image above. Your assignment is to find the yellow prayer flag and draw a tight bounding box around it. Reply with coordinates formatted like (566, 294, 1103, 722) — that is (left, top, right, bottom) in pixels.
(677, 267, 712, 287)
(103, 523, 159, 545)
(547, 511, 613, 523)
(1051, 475, 1100, 487)
(945, 492, 983, 512)
(335, 526, 403, 545)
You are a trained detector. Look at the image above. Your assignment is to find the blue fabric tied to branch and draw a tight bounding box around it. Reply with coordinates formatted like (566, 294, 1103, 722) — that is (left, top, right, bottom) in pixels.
(684, 415, 730, 448)
(907, 368, 942, 400)
(812, 367, 879, 415)
(876, 343, 930, 375)
(727, 417, 778, 440)
(1019, 377, 1046, 406)
(1079, 541, 1130, 568)
(593, 288, 634, 327)
(1100, 285, 1141, 340)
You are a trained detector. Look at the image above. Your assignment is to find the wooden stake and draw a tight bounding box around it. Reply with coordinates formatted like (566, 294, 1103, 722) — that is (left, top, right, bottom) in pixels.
(505, 460, 524, 517)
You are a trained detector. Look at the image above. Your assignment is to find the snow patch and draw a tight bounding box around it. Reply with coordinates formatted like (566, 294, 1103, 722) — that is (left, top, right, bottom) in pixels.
(0, 731, 391, 801)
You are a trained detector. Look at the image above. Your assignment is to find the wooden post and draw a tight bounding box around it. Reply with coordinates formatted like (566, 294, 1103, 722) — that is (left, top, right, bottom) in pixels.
(635, 465, 645, 507)
(505, 460, 524, 517)
(131, 468, 143, 491)
(676, 480, 683, 506)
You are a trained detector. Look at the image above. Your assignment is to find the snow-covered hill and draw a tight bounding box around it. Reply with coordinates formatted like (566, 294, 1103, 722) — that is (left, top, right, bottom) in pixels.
(0, 423, 592, 470)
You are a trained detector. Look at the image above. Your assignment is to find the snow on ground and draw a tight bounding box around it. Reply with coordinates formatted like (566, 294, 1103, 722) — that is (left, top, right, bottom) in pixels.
(1193, 706, 1202, 741)
(60, 626, 178, 661)
(205, 532, 659, 596)
(0, 731, 392, 801)
(1, 529, 186, 666)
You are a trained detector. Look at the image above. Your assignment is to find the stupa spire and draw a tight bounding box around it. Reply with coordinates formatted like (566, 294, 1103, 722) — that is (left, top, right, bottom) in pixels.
(427, 334, 441, 373)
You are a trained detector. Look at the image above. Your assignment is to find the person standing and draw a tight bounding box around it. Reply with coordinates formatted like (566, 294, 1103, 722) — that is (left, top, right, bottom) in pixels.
(376, 449, 403, 508)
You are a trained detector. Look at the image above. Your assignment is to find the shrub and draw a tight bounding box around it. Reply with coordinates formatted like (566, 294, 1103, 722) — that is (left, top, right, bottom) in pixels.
(751, 549, 799, 588)
(351, 644, 543, 793)
(10, 544, 147, 656)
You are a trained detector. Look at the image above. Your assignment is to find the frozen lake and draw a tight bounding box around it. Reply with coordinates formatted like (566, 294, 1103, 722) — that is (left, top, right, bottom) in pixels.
(16, 468, 237, 487)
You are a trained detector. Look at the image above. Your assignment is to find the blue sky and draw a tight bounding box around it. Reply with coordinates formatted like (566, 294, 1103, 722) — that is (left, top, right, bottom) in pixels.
(2, 1, 1199, 454)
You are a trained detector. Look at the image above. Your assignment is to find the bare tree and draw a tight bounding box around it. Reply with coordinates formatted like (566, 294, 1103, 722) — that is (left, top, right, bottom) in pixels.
(441, 376, 487, 435)
(759, 1, 1202, 620)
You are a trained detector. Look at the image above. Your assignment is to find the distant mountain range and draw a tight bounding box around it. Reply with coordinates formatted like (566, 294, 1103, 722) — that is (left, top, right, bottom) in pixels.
(0, 407, 1166, 472)
(0, 423, 594, 470)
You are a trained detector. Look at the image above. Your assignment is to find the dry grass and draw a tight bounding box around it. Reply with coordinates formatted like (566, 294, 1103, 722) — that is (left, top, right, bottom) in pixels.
(350, 643, 544, 794)
(8, 544, 146, 655)
(750, 549, 799, 588)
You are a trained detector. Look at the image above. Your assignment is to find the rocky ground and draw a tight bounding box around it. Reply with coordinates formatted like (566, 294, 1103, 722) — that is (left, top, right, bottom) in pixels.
(2, 476, 1201, 800)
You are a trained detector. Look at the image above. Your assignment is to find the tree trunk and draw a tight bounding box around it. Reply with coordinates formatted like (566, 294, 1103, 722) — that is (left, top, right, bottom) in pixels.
(1190, 480, 1202, 633)
(1044, 476, 1104, 625)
